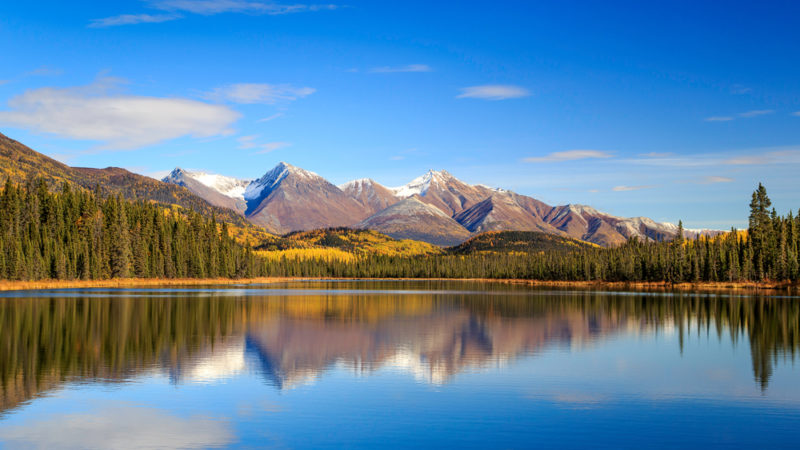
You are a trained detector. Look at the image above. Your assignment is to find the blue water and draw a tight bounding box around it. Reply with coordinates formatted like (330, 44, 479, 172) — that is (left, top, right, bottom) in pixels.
(0, 281, 798, 448)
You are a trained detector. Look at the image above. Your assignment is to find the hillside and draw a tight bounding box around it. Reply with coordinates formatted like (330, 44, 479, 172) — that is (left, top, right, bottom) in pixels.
(449, 231, 598, 255)
(0, 132, 248, 226)
(0, 132, 276, 245)
(256, 228, 443, 257)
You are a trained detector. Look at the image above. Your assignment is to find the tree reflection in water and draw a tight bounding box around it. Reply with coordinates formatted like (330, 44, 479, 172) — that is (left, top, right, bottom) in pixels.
(1, 282, 797, 414)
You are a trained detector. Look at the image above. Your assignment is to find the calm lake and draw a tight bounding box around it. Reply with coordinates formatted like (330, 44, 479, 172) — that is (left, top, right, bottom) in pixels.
(0, 280, 799, 448)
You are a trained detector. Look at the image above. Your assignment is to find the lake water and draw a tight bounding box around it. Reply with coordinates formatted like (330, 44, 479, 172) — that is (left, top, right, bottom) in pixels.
(0, 280, 799, 448)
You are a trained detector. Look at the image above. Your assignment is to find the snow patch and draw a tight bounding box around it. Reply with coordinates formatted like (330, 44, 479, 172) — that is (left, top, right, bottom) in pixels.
(391, 169, 453, 197)
(164, 168, 250, 200)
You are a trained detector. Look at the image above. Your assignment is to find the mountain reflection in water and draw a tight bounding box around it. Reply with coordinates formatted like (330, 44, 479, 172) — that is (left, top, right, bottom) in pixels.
(1, 281, 798, 416)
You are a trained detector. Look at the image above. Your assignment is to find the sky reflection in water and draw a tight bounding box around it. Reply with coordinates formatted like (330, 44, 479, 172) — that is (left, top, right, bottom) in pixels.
(0, 281, 799, 448)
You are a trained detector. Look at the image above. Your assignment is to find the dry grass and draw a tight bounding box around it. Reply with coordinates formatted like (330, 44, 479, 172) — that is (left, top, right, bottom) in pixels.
(0, 277, 797, 294)
(0, 277, 296, 291)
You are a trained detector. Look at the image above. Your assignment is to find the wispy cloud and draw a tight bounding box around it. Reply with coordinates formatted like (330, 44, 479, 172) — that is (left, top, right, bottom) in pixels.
(523, 150, 613, 163)
(370, 64, 432, 74)
(626, 147, 800, 167)
(0, 77, 239, 149)
(612, 185, 655, 192)
(258, 112, 284, 122)
(149, 0, 338, 15)
(705, 109, 774, 122)
(89, 13, 181, 28)
(702, 175, 734, 183)
(457, 84, 530, 100)
(793, 111, 800, 117)
(723, 156, 768, 165)
(730, 84, 752, 95)
(208, 83, 315, 104)
(639, 152, 673, 158)
(237, 134, 259, 149)
(91, 1, 338, 27)
(255, 141, 290, 153)
(738, 109, 774, 118)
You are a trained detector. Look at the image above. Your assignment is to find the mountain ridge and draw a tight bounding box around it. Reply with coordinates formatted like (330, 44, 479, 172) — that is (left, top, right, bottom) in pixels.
(161, 161, 700, 246)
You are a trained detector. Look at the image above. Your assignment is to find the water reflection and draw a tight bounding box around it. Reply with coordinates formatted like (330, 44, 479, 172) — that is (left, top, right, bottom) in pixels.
(1, 281, 798, 416)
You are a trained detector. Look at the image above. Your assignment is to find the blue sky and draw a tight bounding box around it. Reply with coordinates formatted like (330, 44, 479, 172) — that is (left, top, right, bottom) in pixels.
(0, 0, 798, 229)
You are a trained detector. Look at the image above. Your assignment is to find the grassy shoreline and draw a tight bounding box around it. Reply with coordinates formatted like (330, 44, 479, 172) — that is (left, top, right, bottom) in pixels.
(0, 277, 797, 294)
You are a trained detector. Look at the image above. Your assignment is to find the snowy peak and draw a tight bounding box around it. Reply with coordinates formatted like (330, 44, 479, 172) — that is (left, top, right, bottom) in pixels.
(244, 162, 323, 201)
(391, 169, 455, 197)
(339, 178, 377, 195)
(162, 167, 250, 200)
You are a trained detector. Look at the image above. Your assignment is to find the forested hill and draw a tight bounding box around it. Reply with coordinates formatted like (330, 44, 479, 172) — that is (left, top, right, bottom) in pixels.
(0, 179, 267, 280)
(0, 132, 249, 228)
(449, 231, 598, 255)
(0, 177, 797, 285)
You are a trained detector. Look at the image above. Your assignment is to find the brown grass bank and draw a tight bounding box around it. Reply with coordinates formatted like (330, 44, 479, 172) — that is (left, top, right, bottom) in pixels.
(0, 277, 797, 294)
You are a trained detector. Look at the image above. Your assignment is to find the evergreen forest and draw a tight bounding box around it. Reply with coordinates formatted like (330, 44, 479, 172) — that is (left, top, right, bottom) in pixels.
(0, 179, 798, 284)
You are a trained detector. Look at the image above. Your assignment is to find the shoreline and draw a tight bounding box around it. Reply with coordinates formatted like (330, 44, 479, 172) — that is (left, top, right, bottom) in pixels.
(0, 277, 797, 294)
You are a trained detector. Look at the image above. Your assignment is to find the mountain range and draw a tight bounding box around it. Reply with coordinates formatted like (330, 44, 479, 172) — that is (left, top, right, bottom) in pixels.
(0, 131, 710, 248)
(163, 162, 706, 247)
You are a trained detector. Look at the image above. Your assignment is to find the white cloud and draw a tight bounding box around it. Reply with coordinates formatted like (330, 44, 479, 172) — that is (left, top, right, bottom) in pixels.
(370, 64, 432, 74)
(0, 78, 239, 149)
(793, 111, 800, 117)
(723, 156, 768, 165)
(91, 1, 338, 27)
(738, 109, 774, 118)
(208, 83, 315, 104)
(523, 150, 613, 163)
(626, 147, 800, 167)
(237, 134, 259, 149)
(456, 84, 530, 100)
(0, 405, 233, 449)
(255, 141, 290, 153)
(612, 185, 655, 192)
(639, 152, 673, 158)
(149, 0, 338, 15)
(89, 13, 180, 27)
(702, 176, 734, 183)
(258, 112, 284, 122)
(705, 109, 775, 122)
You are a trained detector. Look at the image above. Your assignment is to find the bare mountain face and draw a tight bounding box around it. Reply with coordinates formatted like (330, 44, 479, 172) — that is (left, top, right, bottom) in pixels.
(339, 178, 400, 216)
(161, 162, 699, 246)
(355, 196, 472, 246)
(242, 162, 367, 234)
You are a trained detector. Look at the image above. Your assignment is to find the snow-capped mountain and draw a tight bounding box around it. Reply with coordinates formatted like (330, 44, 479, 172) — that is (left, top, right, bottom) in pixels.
(163, 168, 251, 213)
(163, 162, 701, 246)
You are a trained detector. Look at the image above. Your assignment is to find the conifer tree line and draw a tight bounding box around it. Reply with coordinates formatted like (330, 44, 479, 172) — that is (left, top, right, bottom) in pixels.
(0, 179, 264, 280)
(258, 183, 800, 283)
(0, 180, 797, 283)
